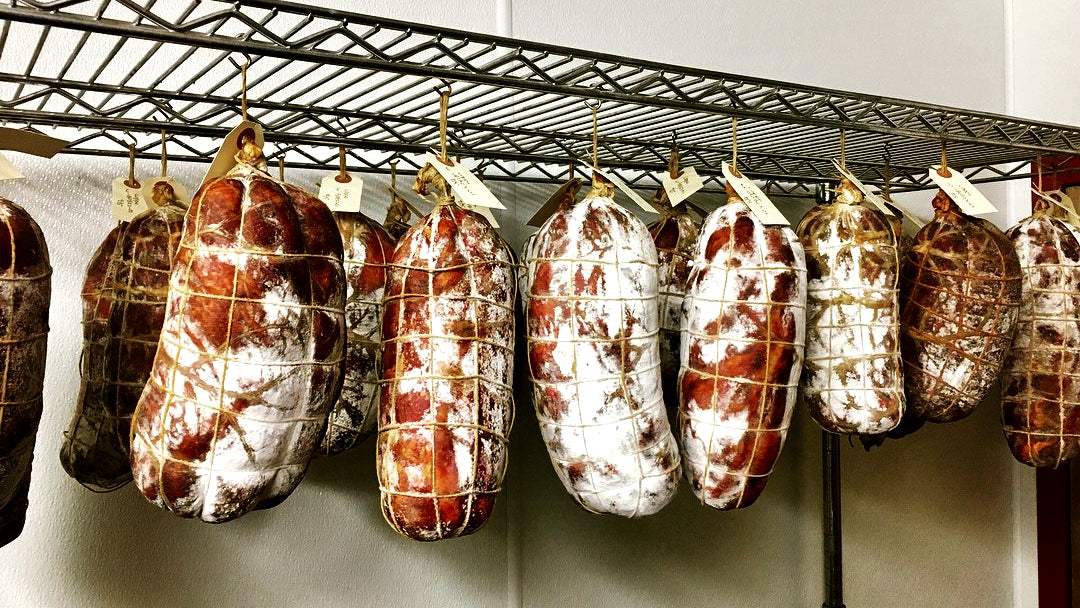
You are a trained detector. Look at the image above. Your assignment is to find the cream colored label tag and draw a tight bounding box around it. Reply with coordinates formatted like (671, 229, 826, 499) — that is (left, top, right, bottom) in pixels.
(141, 176, 190, 208)
(722, 162, 788, 225)
(460, 202, 500, 228)
(581, 162, 657, 214)
(1033, 187, 1080, 227)
(424, 152, 505, 209)
(202, 121, 265, 186)
(662, 166, 704, 206)
(112, 176, 150, 222)
(0, 153, 24, 181)
(318, 173, 364, 213)
(928, 166, 997, 215)
(833, 161, 898, 217)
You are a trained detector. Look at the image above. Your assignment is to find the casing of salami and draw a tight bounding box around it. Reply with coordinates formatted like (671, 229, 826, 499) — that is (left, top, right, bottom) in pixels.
(679, 194, 806, 510)
(525, 177, 680, 518)
(378, 165, 516, 541)
(130, 142, 346, 523)
(1002, 202, 1080, 467)
(899, 190, 1022, 423)
(0, 198, 51, 547)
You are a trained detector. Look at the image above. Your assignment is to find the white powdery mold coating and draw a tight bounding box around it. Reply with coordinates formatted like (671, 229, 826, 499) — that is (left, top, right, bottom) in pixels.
(1001, 212, 1080, 467)
(378, 202, 516, 541)
(525, 192, 681, 518)
(130, 160, 347, 523)
(796, 201, 905, 435)
(679, 199, 806, 510)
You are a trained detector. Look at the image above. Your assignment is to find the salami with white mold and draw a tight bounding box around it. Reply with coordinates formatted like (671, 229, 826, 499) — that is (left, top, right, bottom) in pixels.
(1001, 201, 1080, 467)
(130, 142, 346, 523)
(0, 197, 51, 547)
(796, 180, 904, 435)
(526, 176, 680, 517)
(679, 190, 806, 510)
(378, 165, 515, 541)
(899, 190, 1021, 423)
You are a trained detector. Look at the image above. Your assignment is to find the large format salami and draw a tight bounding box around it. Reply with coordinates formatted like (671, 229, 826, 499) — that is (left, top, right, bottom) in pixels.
(796, 181, 904, 435)
(680, 192, 806, 510)
(130, 142, 346, 523)
(320, 212, 395, 455)
(900, 190, 1021, 423)
(525, 176, 680, 518)
(1002, 201, 1080, 467)
(61, 184, 185, 491)
(649, 195, 701, 412)
(0, 198, 51, 547)
(378, 165, 515, 541)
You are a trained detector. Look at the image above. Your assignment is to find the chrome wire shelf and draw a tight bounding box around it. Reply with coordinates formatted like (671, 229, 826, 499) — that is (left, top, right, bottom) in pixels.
(1, 0, 1078, 196)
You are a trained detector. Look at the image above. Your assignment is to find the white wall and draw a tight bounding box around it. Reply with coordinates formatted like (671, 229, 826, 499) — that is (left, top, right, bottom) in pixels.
(0, 1, 1073, 607)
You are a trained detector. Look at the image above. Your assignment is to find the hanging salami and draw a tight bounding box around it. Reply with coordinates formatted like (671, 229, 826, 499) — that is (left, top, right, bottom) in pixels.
(648, 192, 701, 413)
(1001, 200, 1080, 467)
(61, 183, 185, 491)
(525, 175, 680, 518)
(679, 190, 806, 510)
(0, 198, 51, 547)
(378, 164, 516, 541)
(796, 180, 904, 435)
(899, 190, 1022, 423)
(130, 141, 346, 523)
(320, 213, 395, 455)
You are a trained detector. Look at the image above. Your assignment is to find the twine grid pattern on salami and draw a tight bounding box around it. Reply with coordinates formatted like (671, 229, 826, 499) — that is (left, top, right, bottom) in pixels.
(797, 196, 904, 435)
(526, 190, 680, 517)
(0, 198, 51, 547)
(62, 201, 185, 491)
(131, 152, 346, 523)
(680, 200, 806, 510)
(378, 202, 515, 541)
(320, 213, 396, 455)
(899, 192, 1022, 423)
(1002, 211, 1080, 467)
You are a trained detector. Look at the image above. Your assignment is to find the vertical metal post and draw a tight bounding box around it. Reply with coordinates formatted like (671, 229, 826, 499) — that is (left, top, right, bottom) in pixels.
(823, 431, 845, 608)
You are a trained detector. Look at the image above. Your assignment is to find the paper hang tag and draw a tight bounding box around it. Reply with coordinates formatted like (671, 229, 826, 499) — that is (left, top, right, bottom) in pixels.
(662, 166, 704, 206)
(459, 202, 500, 228)
(424, 152, 505, 210)
(202, 121, 265, 186)
(318, 173, 364, 213)
(1033, 187, 1080, 227)
(112, 176, 150, 222)
(528, 178, 582, 227)
(0, 127, 69, 158)
(0, 153, 24, 181)
(141, 176, 190, 208)
(833, 161, 899, 217)
(581, 162, 657, 214)
(722, 162, 788, 225)
(927, 165, 997, 215)
(388, 186, 428, 219)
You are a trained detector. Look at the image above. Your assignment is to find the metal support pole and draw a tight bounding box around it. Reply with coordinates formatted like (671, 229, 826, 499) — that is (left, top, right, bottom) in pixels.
(822, 431, 845, 608)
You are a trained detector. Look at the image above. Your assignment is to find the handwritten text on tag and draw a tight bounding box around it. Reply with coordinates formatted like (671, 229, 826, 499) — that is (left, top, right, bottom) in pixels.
(318, 173, 364, 213)
(662, 166, 704, 206)
(425, 153, 505, 209)
(722, 162, 788, 225)
(928, 166, 997, 215)
(112, 176, 150, 222)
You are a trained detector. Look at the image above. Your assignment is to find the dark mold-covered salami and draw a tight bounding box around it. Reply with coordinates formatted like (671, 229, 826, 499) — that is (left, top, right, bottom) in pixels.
(378, 165, 515, 541)
(0, 198, 51, 547)
(61, 184, 185, 491)
(130, 142, 346, 523)
(525, 176, 680, 518)
(320, 213, 395, 455)
(900, 190, 1021, 423)
(796, 182, 904, 435)
(1002, 202, 1080, 467)
(679, 193, 806, 510)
